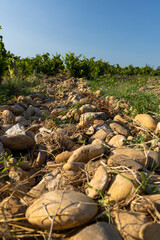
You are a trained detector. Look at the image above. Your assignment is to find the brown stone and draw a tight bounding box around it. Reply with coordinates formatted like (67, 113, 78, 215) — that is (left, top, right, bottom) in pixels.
(25, 124, 42, 134)
(2, 110, 15, 124)
(70, 222, 122, 240)
(139, 222, 160, 240)
(108, 134, 126, 147)
(55, 151, 73, 163)
(113, 114, 128, 125)
(105, 173, 138, 203)
(107, 154, 143, 170)
(155, 122, 160, 135)
(11, 104, 24, 115)
(90, 125, 112, 142)
(68, 143, 105, 163)
(113, 210, 151, 240)
(0, 196, 26, 220)
(86, 166, 109, 198)
(0, 134, 35, 150)
(110, 147, 147, 167)
(109, 122, 130, 137)
(63, 162, 85, 172)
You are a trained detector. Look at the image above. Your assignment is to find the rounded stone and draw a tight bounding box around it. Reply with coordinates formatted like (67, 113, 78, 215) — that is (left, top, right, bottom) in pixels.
(0, 134, 35, 150)
(67, 143, 105, 163)
(79, 104, 97, 114)
(70, 222, 122, 240)
(139, 222, 160, 240)
(108, 134, 126, 147)
(26, 190, 98, 230)
(55, 151, 73, 163)
(113, 210, 151, 240)
(86, 166, 109, 199)
(109, 122, 130, 137)
(105, 173, 138, 203)
(2, 110, 15, 124)
(134, 114, 157, 131)
(11, 104, 24, 115)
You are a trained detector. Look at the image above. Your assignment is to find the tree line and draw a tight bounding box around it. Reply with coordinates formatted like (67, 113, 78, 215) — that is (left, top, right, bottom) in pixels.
(1, 26, 160, 81)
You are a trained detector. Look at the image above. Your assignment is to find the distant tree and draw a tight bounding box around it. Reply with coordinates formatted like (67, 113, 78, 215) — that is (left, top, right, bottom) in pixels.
(0, 26, 7, 82)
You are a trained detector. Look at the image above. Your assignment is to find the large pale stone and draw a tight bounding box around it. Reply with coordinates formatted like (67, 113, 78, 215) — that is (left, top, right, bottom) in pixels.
(5, 123, 25, 135)
(70, 222, 122, 240)
(134, 114, 157, 131)
(26, 190, 98, 230)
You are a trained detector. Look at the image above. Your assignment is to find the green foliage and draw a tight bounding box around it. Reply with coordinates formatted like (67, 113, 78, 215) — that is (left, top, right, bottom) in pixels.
(124, 134, 146, 149)
(141, 172, 151, 193)
(0, 26, 7, 82)
(6, 53, 64, 77)
(87, 184, 111, 223)
(64, 52, 110, 79)
(88, 74, 160, 115)
(97, 190, 111, 223)
(141, 164, 159, 194)
(0, 75, 39, 105)
(0, 152, 24, 173)
(0, 26, 160, 80)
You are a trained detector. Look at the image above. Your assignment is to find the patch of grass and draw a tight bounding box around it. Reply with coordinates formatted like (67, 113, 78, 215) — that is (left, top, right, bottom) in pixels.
(0, 75, 39, 104)
(87, 75, 160, 116)
(123, 134, 146, 149)
(0, 152, 24, 173)
(87, 184, 111, 223)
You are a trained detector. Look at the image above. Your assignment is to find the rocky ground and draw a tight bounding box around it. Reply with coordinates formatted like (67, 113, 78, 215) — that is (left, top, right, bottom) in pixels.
(0, 74, 160, 240)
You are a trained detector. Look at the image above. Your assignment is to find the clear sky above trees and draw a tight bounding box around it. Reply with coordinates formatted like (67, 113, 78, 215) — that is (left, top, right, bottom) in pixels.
(1, 0, 160, 67)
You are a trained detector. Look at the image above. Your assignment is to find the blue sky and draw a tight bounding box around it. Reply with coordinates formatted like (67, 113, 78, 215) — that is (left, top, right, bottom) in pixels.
(1, 0, 160, 67)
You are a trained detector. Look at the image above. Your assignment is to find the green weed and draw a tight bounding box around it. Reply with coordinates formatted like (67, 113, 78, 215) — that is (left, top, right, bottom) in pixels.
(0, 152, 24, 173)
(123, 134, 146, 149)
(87, 75, 160, 116)
(87, 184, 111, 223)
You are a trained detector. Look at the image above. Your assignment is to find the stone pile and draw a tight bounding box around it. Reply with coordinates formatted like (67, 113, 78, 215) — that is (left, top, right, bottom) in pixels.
(0, 75, 160, 239)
